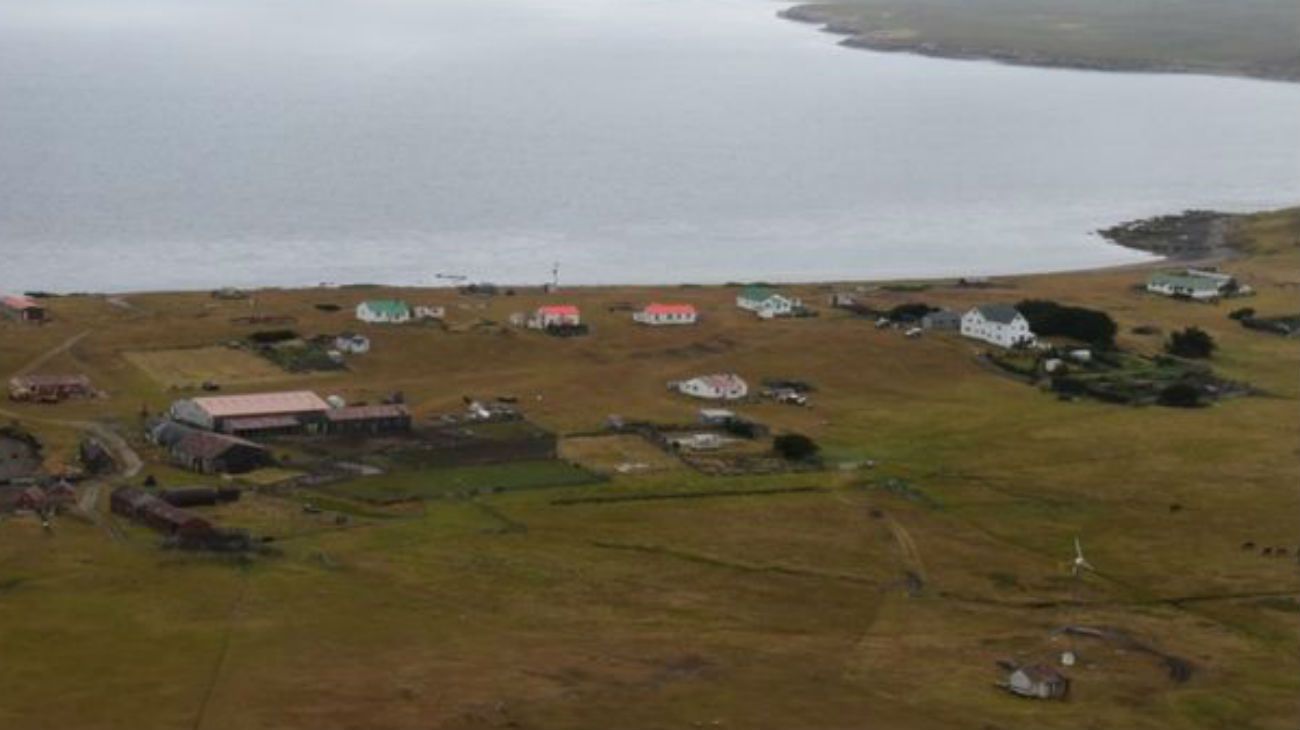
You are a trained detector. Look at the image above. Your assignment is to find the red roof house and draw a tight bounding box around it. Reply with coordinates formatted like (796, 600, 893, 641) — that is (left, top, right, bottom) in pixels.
(634, 303, 698, 326)
(1, 295, 45, 323)
(530, 305, 581, 329)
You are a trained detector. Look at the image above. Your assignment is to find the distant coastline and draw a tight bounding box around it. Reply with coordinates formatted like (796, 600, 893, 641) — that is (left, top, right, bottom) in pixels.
(15, 208, 1294, 299)
(778, 4, 1300, 84)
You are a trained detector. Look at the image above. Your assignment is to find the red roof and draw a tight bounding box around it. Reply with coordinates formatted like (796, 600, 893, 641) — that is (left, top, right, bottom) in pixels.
(643, 303, 696, 315)
(537, 305, 579, 316)
(2, 295, 40, 310)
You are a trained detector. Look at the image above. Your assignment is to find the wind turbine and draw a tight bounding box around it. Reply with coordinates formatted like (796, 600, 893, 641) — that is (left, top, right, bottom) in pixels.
(1071, 536, 1096, 577)
(1061, 536, 1095, 667)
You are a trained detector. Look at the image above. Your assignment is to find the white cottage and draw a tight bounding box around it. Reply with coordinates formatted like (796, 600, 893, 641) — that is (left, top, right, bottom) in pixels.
(355, 299, 412, 324)
(671, 374, 749, 401)
(334, 333, 370, 354)
(527, 305, 581, 329)
(961, 304, 1036, 348)
(1145, 270, 1234, 301)
(633, 303, 698, 326)
(736, 286, 800, 319)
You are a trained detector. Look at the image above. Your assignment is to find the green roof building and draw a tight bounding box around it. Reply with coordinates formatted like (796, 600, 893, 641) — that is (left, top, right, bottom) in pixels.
(356, 299, 412, 323)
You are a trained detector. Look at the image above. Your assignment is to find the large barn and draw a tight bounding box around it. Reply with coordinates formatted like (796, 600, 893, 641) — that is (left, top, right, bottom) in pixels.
(170, 391, 331, 434)
(150, 421, 273, 474)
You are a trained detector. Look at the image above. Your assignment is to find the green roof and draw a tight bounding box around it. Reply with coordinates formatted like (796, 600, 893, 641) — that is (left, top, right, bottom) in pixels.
(361, 299, 411, 316)
(1147, 273, 1224, 292)
(740, 285, 781, 302)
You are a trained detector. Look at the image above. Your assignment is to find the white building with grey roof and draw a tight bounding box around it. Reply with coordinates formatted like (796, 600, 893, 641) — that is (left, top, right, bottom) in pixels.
(961, 304, 1036, 348)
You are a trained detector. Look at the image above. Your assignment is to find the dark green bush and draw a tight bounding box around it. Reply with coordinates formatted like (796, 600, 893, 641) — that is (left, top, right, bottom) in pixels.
(1158, 382, 1204, 408)
(1166, 327, 1216, 359)
(774, 433, 820, 462)
(1016, 300, 1118, 347)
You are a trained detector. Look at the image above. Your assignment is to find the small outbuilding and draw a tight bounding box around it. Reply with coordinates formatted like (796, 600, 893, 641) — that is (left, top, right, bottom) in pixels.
(1, 295, 46, 323)
(698, 408, 736, 426)
(920, 309, 962, 331)
(334, 332, 371, 354)
(45, 481, 77, 506)
(671, 374, 749, 401)
(323, 404, 412, 435)
(1006, 664, 1070, 700)
(13, 486, 48, 512)
(8, 374, 94, 403)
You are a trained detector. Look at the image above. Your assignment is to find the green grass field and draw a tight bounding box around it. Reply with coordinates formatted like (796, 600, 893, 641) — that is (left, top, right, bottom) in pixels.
(0, 208, 1297, 729)
(319, 460, 604, 503)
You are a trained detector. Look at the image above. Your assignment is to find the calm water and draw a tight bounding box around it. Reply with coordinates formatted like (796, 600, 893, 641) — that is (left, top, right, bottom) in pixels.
(2, 0, 1298, 292)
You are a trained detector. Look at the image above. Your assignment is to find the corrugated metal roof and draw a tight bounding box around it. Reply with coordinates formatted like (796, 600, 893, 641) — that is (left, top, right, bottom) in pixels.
(9, 374, 91, 388)
(222, 415, 302, 432)
(537, 305, 580, 316)
(191, 391, 329, 418)
(1, 295, 40, 310)
(643, 303, 696, 315)
(324, 404, 410, 422)
(174, 431, 267, 460)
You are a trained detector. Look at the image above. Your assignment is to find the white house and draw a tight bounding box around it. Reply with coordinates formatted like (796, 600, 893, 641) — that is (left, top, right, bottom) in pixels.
(527, 305, 581, 329)
(961, 304, 1036, 348)
(334, 333, 370, 354)
(736, 286, 801, 319)
(356, 299, 412, 324)
(667, 432, 726, 452)
(698, 408, 736, 425)
(633, 303, 698, 326)
(1145, 270, 1235, 301)
(671, 374, 749, 401)
(414, 305, 446, 321)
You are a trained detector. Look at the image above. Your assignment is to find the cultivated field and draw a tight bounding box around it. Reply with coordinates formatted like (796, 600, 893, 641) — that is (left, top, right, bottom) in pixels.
(124, 346, 295, 389)
(0, 209, 1297, 729)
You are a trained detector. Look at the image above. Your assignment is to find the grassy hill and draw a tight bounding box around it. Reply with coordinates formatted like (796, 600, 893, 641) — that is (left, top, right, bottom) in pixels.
(0, 208, 1297, 729)
(781, 0, 1300, 82)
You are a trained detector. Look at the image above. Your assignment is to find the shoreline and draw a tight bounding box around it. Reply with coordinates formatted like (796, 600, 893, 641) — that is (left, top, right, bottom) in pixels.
(778, 4, 1300, 85)
(12, 211, 1239, 300)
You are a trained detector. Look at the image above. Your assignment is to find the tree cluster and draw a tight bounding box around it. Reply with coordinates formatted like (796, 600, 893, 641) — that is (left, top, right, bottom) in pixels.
(1016, 300, 1118, 347)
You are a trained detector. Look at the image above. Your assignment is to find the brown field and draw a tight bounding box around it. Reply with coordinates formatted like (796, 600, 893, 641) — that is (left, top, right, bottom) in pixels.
(0, 209, 1297, 729)
(560, 434, 686, 475)
(124, 345, 295, 389)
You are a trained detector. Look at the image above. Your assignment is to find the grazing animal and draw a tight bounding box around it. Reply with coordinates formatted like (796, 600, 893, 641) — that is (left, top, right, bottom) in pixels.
(1242, 541, 1256, 550)
(1276, 547, 1289, 557)
(1262, 547, 1274, 556)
